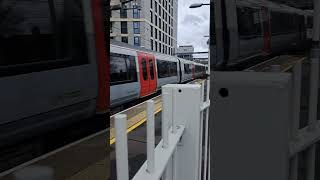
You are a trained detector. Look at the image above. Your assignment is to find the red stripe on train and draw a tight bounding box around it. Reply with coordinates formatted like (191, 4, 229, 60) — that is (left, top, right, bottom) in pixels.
(92, 0, 109, 114)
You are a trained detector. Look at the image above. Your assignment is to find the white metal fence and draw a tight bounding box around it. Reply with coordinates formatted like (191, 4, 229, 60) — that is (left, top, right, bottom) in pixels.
(114, 80, 210, 180)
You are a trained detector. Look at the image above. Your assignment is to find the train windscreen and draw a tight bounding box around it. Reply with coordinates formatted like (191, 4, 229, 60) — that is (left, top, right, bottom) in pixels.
(0, 0, 89, 77)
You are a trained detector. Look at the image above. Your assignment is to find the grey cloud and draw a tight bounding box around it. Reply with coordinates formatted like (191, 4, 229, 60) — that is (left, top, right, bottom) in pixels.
(178, 0, 210, 52)
(182, 14, 203, 26)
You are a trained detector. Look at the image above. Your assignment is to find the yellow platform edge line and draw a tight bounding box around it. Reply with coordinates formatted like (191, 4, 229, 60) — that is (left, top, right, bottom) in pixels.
(109, 107, 162, 145)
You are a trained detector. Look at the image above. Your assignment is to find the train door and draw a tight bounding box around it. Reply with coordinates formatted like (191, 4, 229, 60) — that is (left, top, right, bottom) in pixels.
(147, 54, 157, 93)
(138, 52, 156, 97)
(192, 64, 195, 79)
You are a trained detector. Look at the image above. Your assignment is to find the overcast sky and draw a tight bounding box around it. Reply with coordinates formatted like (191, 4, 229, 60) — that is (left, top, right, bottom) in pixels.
(178, 0, 210, 56)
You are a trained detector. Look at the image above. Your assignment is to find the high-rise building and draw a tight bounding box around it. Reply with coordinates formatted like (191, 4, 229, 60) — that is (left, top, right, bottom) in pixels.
(110, 0, 178, 56)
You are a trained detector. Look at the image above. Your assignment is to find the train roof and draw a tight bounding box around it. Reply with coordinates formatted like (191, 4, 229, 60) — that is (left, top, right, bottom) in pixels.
(111, 40, 198, 64)
(237, 0, 313, 16)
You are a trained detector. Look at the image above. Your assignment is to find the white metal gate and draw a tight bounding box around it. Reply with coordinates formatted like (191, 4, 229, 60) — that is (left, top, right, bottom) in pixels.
(114, 80, 210, 180)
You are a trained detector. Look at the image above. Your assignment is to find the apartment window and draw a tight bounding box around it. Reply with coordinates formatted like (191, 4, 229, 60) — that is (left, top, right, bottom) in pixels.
(121, 22, 128, 34)
(150, 25, 153, 37)
(133, 8, 140, 18)
(122, 37, 128, 43)
(159, 6, 161, 16)
(151, 11, 153, 23)
(155, 16, 157, 26)
(133, 22, 140, 34)
(159, 42, 162, 52)
(120, 6, 127, 18)
(155, 41, 158, 51)
(162, 33, 165, 42)
(155, 29, 158, 39)
(163, 21, 165, 31)
(159, 18, 161, 28)
(134, 37, 140, 46)
(151, 0, 153, 9)
(159, 32, 161, 41)
(151, 39, 154, 50)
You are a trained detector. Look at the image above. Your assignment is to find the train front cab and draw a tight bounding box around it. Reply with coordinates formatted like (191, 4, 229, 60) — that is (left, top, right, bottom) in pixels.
(137, 52, 157, 97)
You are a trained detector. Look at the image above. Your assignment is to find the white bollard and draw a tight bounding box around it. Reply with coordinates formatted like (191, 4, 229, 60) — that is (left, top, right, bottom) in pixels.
(147, 100, 155, 173)
(115, 114, 129, 180)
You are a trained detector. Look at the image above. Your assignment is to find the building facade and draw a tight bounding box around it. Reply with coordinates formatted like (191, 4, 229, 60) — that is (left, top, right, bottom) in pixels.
(177, 45, 194, 61)
(110, 0, 178, 56)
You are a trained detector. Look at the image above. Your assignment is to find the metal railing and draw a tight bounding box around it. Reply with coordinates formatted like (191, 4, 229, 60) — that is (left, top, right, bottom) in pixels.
(114, 80, 210, 180)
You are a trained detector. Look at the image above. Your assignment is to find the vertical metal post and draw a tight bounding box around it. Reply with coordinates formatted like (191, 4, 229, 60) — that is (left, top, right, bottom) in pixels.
(203, 79, 210, 180)
(162, 90, 170, 148)
(115, 114, 129, 180)
(290, 62, 302, 180)
(198, 82, 205, 180)
(172, 89, 177, 134)
(147, 100, 155, 173)
(306, 1, 320, 179)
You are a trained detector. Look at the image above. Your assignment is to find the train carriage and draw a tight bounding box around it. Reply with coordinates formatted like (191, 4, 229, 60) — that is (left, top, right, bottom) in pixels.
(212, 0, 313, 69)
(0, 0, 109, 146)
(110, 41, 207, 108)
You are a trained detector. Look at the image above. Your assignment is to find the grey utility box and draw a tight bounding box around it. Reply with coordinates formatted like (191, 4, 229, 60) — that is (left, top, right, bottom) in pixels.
(210, 72, 292, 180)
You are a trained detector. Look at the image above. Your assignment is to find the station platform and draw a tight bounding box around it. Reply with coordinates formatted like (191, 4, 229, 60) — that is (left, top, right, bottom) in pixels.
(0, 130, 108, 180)
(246, 55, 305, 72)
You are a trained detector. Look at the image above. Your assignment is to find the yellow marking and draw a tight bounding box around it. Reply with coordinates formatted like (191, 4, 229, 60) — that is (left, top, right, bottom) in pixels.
(110, 107, 162, 145)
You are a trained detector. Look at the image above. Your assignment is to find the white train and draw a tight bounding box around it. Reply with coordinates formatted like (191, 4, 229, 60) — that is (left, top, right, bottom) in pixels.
(110, 41, 207, 107)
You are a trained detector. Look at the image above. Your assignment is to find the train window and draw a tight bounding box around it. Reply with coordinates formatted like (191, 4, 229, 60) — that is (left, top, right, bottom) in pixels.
(149, 60, 155, 80)
(170, 62, 177, 76)
(184, 64, 192, 74)
(157, 59, 177, 78)
(237, 7, 262, 39)
(0, 0, 90, 77)
(270, 11, 300, 35)
(142, 59, 148, 80)
(110, 53, 137, 86)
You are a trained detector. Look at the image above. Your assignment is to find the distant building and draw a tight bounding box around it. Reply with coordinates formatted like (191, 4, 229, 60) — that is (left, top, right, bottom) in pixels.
(177, 45, 194, 61)
(193, 57, 209, 65)
(110, 0, 178, 55)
